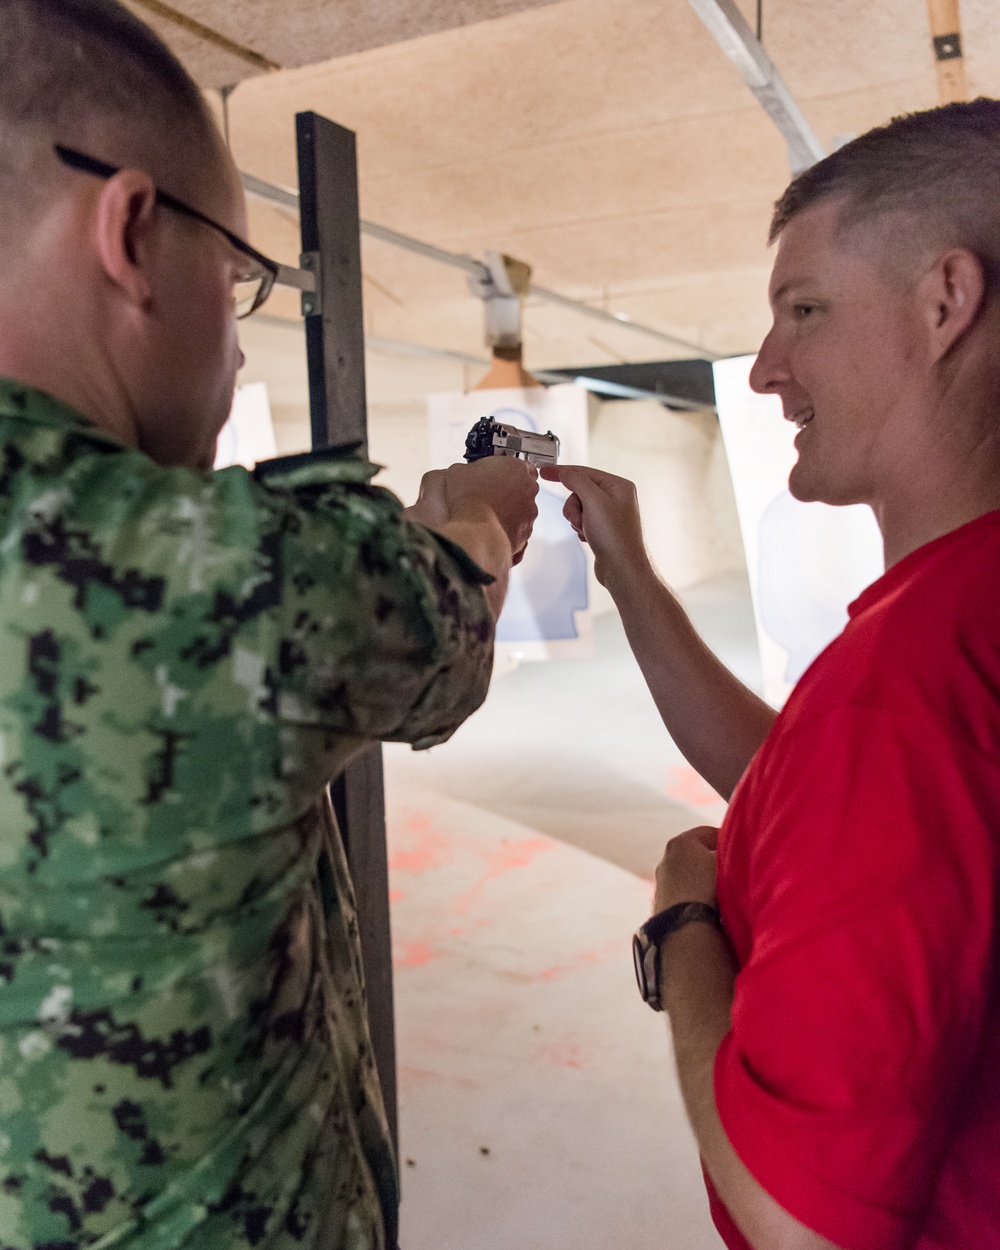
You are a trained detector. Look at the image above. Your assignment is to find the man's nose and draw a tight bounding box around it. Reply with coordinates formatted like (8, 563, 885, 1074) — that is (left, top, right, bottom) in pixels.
(748, 328, 785, 395)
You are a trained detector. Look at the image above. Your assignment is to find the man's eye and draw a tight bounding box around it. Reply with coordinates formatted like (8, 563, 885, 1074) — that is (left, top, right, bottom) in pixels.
(793, 303, 817, 319)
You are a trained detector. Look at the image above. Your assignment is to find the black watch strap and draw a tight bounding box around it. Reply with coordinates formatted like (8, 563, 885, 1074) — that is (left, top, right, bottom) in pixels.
(632, 901, 722, 1011)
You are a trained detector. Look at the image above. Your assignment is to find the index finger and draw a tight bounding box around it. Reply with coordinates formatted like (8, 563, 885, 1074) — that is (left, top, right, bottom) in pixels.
(540, 464, 614, 494)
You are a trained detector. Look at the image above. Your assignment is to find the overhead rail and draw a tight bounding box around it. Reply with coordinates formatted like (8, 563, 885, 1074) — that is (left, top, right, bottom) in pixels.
(366, 335, 714, 410)
(535, 369, 712, 410)
(242, 172, 718, 361)
(686, 0, 825, 174)
(536, 370, 712, 410)
(256, 317, 715, 412)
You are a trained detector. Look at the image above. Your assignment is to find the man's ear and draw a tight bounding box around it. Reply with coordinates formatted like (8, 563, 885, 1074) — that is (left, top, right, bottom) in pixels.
(91, 170, 159, 310)
(918, 247, 987, 362)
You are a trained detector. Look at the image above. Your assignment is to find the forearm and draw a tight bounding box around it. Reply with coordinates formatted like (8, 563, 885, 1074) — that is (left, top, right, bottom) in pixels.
(428, 516, 511, 621)
(662, 927, 841, 1250)
(605, 561, 775, 799)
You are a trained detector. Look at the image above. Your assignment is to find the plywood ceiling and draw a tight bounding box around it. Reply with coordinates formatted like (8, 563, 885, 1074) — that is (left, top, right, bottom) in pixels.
(123, 0, 566, 85)
(128, 0, 1000, 372)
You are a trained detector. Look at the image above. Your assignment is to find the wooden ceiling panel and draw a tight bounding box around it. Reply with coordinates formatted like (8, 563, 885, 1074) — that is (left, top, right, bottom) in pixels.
(128, 0, 1000, 383)
(126, 0, 565, 86)
(121, 0, 260, 84)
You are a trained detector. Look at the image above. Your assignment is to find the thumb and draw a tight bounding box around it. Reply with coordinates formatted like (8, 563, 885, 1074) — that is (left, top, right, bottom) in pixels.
(694, 826, 719, 850)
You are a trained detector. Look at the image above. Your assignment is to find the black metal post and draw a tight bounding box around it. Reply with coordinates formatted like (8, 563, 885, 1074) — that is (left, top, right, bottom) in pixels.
(296, 111, 398, 1154)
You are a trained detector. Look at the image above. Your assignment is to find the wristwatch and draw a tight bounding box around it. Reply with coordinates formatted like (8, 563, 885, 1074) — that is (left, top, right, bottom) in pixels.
(633, 901, 723, 1011)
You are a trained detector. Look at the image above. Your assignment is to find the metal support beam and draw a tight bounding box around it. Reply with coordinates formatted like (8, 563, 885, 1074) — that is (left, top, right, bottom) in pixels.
(241, 170, 300, 211)
(254, 316, 715, 411)
(686, 0, 825, 173)
(295, 113, 398, 1165)
(274, 261, 316, 297)
(242, 172, 718, 358)
(537, 370, 714, 412)
(297, 114, 370, 450)
(366, 332, 713, 409)
(528, 282, 712, 357)
(361, 217, 486, 279)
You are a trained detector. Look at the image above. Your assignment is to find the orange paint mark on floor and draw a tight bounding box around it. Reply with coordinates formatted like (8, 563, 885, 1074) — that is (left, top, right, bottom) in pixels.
(666, 764, 724, 809)
(450, 836, 553, 916)
(539, 1039, 586, 1070)
(536, 939, 621, 982)
(397, 1064, 482, 1093)
(395, 940, 437, 968)
(387, 816, 454, 876)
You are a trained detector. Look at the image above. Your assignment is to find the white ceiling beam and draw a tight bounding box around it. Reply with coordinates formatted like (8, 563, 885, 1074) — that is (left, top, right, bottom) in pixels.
(686, 0, 825, 173)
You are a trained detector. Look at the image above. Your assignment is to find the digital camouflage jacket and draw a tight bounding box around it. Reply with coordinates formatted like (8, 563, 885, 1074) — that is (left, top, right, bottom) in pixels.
(0, 379, 495, 1249)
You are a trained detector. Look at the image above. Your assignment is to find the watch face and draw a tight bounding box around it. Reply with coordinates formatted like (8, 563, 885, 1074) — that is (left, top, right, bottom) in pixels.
(632, 932, 649, 999)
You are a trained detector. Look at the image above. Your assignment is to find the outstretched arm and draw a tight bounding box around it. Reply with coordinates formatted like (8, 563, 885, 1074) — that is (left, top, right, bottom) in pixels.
(542, 465, 774, 800)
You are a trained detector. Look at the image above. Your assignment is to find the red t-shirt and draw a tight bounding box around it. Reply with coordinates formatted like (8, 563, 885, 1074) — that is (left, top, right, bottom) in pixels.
(711, 510, 1000, 1250)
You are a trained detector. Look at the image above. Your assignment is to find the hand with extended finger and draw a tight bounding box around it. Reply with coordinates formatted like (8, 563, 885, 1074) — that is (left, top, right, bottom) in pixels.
(539, 464, 649, 589)
(653, 825, 719, 915)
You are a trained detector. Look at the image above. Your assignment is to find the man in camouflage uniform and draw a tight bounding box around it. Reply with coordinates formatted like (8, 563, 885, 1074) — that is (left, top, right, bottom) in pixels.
(0, 3, 538, 1247)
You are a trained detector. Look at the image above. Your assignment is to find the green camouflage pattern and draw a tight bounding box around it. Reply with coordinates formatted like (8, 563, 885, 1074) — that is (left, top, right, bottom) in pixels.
(0, 378, 495, 1249)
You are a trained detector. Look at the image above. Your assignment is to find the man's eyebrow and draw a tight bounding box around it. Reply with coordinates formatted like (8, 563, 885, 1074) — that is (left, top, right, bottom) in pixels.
(769, 279, 814, 306)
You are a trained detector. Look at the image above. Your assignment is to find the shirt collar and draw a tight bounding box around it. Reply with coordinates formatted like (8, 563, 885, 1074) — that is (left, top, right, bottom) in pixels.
(848, 508, 1000, 619)
(0, 376, 129, 450)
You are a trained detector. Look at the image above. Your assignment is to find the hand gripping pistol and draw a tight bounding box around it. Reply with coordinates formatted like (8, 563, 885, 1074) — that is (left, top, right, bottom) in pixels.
(463, 417, 560, 467)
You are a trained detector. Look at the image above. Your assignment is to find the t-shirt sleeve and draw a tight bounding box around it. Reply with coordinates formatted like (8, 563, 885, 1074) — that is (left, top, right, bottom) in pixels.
(714, 704, 996, 1250)
(222, 452, 496, 748)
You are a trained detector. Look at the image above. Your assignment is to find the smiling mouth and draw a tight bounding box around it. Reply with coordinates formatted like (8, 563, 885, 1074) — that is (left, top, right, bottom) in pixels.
(787, 407, 814, 431)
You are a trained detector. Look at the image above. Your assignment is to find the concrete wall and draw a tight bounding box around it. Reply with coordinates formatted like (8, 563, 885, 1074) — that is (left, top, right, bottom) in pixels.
(588, 400, 745, 612)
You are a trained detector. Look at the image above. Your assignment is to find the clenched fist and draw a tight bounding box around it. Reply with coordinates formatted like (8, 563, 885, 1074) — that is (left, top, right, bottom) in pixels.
(408, 457, 539, 564)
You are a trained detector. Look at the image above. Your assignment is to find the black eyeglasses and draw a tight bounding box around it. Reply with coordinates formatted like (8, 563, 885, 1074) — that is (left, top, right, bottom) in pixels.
(54, 144, 279, 318)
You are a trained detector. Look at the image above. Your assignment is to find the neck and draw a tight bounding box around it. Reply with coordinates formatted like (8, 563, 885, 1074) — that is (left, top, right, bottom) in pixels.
(0, 299, 140, 448)
(874, 423, 1000, 567)
(878, 497, 1000, 567)
(870, 340, 1000, 565)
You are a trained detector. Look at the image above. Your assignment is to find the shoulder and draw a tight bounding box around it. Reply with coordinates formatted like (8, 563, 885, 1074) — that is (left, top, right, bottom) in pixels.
(9, 431, 403, 569)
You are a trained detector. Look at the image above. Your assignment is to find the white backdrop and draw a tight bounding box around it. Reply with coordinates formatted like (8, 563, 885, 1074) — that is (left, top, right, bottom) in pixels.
(713, 355, 884, 706)
(428, 383, 591, 661)
(215, 381, 278, 470)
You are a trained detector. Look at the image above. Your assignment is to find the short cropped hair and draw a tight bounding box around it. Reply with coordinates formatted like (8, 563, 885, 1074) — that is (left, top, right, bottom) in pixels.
(0, 0, 207, 139)
(769, 99, 1000, 281)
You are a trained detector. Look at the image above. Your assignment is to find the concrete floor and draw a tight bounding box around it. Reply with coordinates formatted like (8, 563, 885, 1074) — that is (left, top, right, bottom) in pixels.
(384, 571, 760, 1249)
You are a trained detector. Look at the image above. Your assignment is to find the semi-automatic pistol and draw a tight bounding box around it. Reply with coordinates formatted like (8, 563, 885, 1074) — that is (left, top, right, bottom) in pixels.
(463, 417, 559, 467)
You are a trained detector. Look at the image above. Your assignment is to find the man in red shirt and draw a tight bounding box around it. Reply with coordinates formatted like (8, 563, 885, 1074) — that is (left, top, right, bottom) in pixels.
(544, 100, 1000, 1249)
